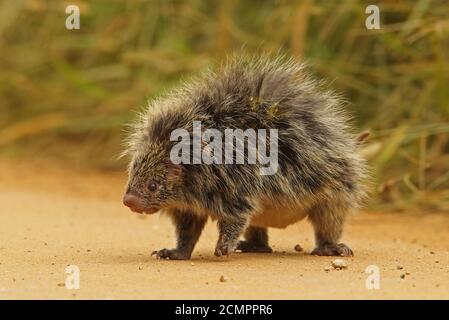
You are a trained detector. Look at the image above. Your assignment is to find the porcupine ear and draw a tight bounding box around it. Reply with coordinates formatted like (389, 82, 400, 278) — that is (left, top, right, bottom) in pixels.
(165, 161, 184, 179)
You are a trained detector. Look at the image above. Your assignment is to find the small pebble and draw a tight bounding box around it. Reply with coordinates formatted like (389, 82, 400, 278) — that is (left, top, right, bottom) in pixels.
(190, 262, 195, 266)
(397, 265, 404, 270)
(400, 274, 406, 279)
(57, 282, 65, 287)
(219, 275, 228, 282)
(294, 244, 303, 252)
(324, 267, 331, 272)
(331, 259, 348, 270)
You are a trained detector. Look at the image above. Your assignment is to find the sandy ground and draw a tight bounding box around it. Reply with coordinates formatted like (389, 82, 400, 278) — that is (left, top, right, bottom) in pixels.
(0, 158, 448, 300)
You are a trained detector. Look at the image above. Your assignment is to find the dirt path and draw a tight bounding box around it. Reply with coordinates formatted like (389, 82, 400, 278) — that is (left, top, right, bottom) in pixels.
(0, 158, 448, 299)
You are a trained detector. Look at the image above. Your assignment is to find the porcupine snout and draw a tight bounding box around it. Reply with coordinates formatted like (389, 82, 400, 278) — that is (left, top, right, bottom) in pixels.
(123, 193, 146, 213)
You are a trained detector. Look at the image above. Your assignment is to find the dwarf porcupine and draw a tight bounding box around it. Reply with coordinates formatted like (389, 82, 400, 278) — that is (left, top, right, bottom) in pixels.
(122, 55, 368, 260)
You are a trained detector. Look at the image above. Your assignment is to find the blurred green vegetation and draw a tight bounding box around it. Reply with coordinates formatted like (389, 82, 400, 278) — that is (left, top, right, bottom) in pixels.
(0, 0, 448, 210)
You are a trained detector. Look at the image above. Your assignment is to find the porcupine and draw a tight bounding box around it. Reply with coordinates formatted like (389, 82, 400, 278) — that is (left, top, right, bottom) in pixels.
(122, 55, 368, 260)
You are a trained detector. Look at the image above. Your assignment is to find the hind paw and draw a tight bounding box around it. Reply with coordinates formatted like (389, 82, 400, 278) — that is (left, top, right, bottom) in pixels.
(151, 248, 191, 260)
(235, 240, 273, 253)
(311, 243, 353, 257)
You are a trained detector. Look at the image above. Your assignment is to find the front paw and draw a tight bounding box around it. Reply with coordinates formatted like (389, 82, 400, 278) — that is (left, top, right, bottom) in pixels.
(311, 243, 353, 257)
(151, 248, 191, 260)
(214, 240, 237, 257)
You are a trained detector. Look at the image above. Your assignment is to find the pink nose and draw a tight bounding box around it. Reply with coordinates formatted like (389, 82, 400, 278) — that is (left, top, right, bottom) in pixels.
(123, 194, 144, 213)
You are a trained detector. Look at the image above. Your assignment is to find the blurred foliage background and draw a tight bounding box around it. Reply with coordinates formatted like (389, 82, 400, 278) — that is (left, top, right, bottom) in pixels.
(0, 0, 448, 211)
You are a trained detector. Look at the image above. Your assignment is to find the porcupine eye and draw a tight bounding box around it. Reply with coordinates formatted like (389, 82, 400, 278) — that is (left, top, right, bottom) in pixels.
(148, 182, 158, 192)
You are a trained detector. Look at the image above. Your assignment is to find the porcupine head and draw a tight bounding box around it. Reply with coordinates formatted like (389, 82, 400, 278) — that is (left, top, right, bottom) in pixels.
(122, 136, 186, 215)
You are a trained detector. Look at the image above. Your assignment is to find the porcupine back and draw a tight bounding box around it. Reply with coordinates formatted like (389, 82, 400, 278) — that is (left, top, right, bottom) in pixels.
(130, 55, 368, 217)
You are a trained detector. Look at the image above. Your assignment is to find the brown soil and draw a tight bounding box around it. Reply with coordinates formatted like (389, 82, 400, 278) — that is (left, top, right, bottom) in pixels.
(0, 158, 448, 299)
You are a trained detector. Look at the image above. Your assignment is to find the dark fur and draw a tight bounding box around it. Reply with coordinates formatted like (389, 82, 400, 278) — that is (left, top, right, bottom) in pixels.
(124, 55, 368, 259)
